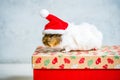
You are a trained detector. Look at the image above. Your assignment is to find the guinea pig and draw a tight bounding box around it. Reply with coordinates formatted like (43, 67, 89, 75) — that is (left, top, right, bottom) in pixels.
(40, 9, 103, 52)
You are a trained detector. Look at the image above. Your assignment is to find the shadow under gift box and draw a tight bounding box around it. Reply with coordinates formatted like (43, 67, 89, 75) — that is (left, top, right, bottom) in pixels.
(32, 46, 120, 80)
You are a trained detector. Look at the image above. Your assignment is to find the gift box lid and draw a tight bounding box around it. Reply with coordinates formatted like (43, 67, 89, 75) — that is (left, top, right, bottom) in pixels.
(32, 46, 120, 69)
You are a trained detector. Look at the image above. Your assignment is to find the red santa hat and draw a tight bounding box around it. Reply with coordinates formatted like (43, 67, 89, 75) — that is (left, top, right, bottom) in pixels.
(40, 9, 68, 34)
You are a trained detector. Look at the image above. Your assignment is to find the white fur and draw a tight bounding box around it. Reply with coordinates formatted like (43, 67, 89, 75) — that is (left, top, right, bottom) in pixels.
(59, 22, 103, 52)
(40, 9, 49, 18)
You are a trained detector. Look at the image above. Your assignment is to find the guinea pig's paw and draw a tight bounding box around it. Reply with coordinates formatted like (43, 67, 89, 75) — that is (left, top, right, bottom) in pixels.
(61, 50, 66, 53)
(60, 48, 70, 53)
(65, 47, 71, 52)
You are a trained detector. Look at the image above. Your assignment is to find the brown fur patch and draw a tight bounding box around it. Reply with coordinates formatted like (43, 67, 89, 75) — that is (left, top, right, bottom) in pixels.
(42, 34, 62, 47)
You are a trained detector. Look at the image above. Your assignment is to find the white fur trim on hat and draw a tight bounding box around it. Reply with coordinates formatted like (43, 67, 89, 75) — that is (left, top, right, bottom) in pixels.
(43, 29, 65, 34)
(40, 9, 49, 18)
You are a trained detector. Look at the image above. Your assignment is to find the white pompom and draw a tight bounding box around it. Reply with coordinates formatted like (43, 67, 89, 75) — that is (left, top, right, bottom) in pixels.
(40, 9, 49, 18)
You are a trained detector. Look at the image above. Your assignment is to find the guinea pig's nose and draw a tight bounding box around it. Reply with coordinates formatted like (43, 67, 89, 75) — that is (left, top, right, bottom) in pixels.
(50, 44, 53, 47)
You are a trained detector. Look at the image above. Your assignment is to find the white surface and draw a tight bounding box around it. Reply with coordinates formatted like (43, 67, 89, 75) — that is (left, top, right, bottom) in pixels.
(0, 64, 33, 80)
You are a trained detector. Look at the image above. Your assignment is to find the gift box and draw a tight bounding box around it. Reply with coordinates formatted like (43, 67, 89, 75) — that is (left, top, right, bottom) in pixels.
(32, 46, 120, 69)
(32, 46, 120, 80)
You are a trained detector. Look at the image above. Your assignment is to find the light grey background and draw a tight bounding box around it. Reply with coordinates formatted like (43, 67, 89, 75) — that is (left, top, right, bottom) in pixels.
(0, 0, 120, 63)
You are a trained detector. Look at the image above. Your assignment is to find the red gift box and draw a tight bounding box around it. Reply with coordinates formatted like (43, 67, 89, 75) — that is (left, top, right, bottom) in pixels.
(32, 46, 120, 80)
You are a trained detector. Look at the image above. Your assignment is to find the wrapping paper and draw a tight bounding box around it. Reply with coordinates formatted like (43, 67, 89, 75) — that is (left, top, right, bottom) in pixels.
(32, 46, 120, 69)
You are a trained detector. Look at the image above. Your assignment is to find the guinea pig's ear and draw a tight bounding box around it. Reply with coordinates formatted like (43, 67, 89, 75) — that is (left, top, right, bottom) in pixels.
(44, 34, 49, 36)
(58, 34, 62, 37)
